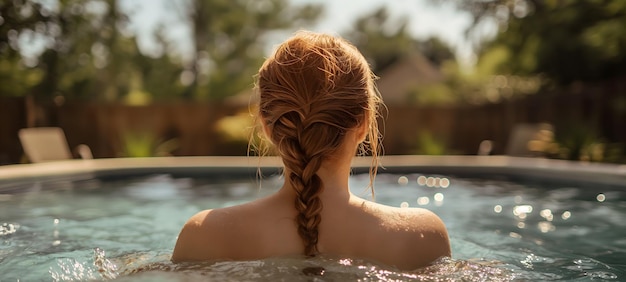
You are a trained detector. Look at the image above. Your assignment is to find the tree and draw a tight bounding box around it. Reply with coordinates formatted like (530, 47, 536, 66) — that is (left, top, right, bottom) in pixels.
(419, 37, 456, 67)
(1, 0, 132, 101)
(0, 0, 50, 97)
(345, 7, 418, 74)
(345, 6, 456, 74)
(457, 0, 626, 84)
(2, 0, 322, 102)
(176, 0, 322, 99)
(130, 25, 185, 102)
(0, 0, 188, 103)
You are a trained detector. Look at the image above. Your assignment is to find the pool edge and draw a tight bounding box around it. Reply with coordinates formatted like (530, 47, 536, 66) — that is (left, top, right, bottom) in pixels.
(0, 156, 625, 188)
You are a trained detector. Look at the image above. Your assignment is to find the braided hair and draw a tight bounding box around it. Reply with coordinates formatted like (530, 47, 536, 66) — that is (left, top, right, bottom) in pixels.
(256, 31, 381, 256)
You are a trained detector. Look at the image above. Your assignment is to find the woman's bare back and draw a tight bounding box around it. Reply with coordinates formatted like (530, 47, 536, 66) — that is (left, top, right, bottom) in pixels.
(172, 192, 450, 270)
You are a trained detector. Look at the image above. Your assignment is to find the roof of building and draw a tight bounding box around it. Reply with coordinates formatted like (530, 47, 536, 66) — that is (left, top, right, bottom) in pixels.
(376, 53, 443, 105)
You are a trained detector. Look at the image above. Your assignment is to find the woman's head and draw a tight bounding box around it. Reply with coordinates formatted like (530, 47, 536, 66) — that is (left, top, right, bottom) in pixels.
(256, 31, 381, 256)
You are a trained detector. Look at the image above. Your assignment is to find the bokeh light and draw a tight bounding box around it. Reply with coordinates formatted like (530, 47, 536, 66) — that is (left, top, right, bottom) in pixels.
(417, 197, 430, 206)
(397, 176, 409, 186)
(561, 211, 572, 220)
(493, 205, 502, 213)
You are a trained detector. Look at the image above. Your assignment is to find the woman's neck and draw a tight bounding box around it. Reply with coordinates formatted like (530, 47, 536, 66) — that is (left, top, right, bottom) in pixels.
(278, 157, 352, 203)
(281, 141, 362, 201)
(277, 130, 362, 204)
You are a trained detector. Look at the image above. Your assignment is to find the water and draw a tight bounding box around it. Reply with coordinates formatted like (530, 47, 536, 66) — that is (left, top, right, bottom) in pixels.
(1, 173, 624, 281)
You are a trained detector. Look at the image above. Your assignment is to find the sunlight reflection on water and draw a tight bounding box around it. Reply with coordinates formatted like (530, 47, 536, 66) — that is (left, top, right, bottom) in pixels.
(2, 173, 624, 281)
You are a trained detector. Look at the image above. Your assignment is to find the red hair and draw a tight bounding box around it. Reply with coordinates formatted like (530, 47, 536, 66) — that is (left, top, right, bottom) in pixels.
(256, 31, 381, 256)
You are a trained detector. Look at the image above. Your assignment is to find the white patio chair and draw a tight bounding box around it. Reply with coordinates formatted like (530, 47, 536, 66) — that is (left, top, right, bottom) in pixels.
(18, 127, 93, 163)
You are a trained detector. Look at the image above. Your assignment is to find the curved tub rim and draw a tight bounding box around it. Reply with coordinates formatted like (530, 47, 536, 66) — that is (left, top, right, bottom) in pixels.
(0, 155, 625, 188)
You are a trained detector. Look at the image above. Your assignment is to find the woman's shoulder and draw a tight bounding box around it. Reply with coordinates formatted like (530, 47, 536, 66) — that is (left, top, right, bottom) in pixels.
(172, 195, 293, 262)
(376, 204, 448, 235)
(179, 205, 243, 232)
(171, 204, 252, 262)
(362, 202, 451, 269)
(171, 209, 217, 262)
(399, 207, 447, 232)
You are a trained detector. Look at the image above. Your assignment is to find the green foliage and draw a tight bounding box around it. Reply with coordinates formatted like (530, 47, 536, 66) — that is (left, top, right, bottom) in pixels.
(0, 58, 43, 95)
(1, 0, 149, 100)
(345, 7, 456, 74)
(464, 0, 626, 84)
(214, 108, 274, 156)
(118, 131, 178, 158)
(420, 37, 456, 68)
(0, 0, 49, 96)
(419, 56, 541, 105)
(345, 6, 420, 73)
(519, 123, 625, 163)
(448, 0, 626, 162)
(414, 131, 449, 155)
(1, 0, 321, 101)
(407, 83, 456, 105)
(215, 110, 254, 143)
(345, 6, 462, 105)
(180, 0, 322, 99)
(546, 125, 624, 163)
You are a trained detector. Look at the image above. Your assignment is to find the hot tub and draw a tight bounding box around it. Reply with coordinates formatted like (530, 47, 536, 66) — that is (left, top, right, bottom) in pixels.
(1, 156, 624, 281)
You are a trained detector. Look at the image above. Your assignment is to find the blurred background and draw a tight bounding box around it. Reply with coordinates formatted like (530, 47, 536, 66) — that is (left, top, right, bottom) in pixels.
(1, 0, 625, 164)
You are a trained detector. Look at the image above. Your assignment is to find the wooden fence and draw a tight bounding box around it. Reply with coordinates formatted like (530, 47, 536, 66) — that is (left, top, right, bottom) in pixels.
(1, 79, 624, 165)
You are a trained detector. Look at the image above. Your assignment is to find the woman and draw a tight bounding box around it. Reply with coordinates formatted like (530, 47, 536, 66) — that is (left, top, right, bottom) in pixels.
(172, 31, 450, 270)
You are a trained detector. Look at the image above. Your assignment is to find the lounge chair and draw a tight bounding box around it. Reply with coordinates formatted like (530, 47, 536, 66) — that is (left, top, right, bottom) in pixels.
(18, 127, 93, 163)
(505, 123, 554, 157)
(478, 123, 554, 157)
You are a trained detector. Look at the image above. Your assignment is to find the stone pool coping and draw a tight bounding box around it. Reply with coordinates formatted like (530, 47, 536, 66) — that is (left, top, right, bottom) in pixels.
(0, 156, 625, 189)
